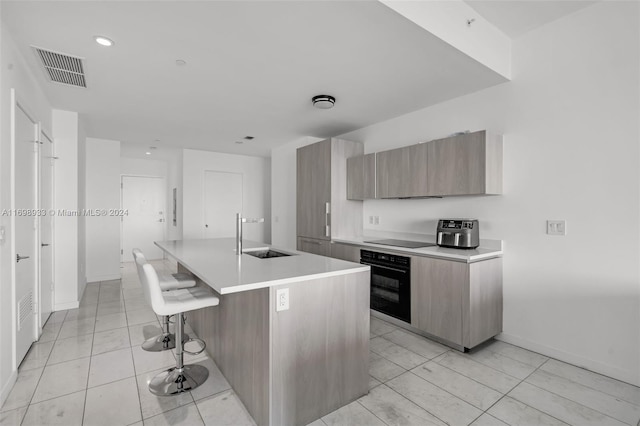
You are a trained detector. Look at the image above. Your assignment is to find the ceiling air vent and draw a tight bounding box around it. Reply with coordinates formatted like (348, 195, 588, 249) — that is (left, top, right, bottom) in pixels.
(33, 46, 87, 88)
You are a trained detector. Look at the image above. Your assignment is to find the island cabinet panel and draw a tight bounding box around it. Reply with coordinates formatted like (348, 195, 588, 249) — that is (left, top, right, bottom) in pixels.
(270, 271, 370, 426)
(427, 130, 503, 196)
(346, 153, 376, 200)
(411, 256, 466, 346)
(410, 256, 503, 350)
(297, 138, 364, 241)
(376, 144, 428, 198)
(297, 237, 331, 257)
(185, 275, 270, 426)
(297, 139, 331, 240)
(330, 242, 362, 263)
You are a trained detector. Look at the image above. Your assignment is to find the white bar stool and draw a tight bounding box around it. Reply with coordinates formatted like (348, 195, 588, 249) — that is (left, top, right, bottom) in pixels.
(139, 259, 220, 395)
(132, 249, 196, 352)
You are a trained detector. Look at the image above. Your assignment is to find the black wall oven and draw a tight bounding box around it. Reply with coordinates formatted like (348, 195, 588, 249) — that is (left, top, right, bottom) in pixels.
(361, 250, 411, 323)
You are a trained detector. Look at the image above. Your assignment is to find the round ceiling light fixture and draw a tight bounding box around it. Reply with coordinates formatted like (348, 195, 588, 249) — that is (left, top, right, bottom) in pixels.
(94, 36, 114, 47)
(312, 95, 336, 109)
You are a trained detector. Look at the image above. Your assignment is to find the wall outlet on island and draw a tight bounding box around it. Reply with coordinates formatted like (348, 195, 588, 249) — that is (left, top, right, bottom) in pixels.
(374, 216, 380, 225)
(276, 288, 289, 312)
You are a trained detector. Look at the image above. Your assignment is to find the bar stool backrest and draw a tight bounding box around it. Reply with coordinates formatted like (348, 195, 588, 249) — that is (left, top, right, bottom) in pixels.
(141, 262, 168, 315)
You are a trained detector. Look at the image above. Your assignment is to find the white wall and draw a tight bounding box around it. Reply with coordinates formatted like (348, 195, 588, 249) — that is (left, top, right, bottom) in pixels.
(338, 2, 639, 385)
(0, 20, 53, 407)
(77, 121, 86, 299)
(182, 149, 271, 244)
(52, 110, 81, 310)
(86, 138, 121, 282)
(271, 136, 322, 249)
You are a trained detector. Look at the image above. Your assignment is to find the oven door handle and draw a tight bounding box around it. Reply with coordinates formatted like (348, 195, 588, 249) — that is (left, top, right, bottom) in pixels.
(360, 261, 408, 274)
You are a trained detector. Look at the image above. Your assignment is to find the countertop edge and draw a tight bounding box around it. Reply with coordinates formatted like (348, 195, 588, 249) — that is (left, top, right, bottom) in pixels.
(331, 238, 503, 263)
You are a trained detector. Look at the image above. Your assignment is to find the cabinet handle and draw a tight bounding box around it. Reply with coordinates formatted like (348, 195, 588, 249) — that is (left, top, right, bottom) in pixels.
(302, 239, 322, 246)
(325, 202, 330, 237)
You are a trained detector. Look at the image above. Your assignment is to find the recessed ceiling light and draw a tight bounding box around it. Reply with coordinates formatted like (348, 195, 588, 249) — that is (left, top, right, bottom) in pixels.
(312, 95, 336, 109)
(145, 151, 151, 155)
(94, 36, 114, 47)
(175, 59, 187, 66)
(244, 136, 254, 140)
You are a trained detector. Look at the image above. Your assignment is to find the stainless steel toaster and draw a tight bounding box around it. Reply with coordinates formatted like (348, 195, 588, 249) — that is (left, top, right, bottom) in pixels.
(436, 219, 479, 249)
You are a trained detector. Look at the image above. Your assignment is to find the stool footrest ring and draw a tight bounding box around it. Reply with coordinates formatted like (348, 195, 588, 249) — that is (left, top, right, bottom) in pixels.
(182, 338, 206, 356)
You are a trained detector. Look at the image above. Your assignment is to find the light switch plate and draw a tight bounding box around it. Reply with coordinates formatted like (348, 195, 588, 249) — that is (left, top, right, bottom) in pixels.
(547, 220, 566, 235)
(276, 288, 289, 311)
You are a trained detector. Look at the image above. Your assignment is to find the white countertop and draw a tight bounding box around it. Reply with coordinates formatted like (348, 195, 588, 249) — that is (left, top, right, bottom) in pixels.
(155, 238, 369, 295)
(333, 230, 503, 263)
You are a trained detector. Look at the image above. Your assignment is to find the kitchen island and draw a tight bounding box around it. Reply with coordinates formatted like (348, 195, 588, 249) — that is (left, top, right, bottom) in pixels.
(155, 238, 370, 426)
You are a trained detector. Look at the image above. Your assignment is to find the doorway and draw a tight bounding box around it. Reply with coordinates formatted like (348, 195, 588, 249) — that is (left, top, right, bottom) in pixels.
(39, 129, 54, 328)
(121, 176, 166, 262)
(203, 171, 243, 238)
(12, 93, 39, 366)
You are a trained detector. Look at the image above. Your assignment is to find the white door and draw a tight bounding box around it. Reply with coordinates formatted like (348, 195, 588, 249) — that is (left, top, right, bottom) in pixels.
(203, 171, 243, 238)
(14, 100, 38, 365)
(39, 130, 54, 327)
(122, 176, 166, 262)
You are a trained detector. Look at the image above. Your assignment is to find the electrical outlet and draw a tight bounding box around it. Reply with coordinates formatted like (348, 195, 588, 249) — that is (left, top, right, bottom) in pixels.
(276, 288, 289, 311)
(374, 216, 380, 225)
(547, 220, 566, 236)
(369, 216, 374, 224)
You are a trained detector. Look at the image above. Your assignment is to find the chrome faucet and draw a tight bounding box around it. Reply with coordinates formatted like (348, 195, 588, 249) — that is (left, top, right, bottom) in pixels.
(236, 212, 265, 254)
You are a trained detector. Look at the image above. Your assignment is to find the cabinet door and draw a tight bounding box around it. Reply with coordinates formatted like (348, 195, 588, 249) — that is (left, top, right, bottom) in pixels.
(363, 154, 376, 199)
(347, 154, 375, 200)
(297, 140, 331, 239)
(376, 147, 409, 198)
(376, 145, 427, 198)
(330, 242, 362, 263)
(427, 131, 485, 196)
(411, 256, 467, 346)
(297, 237, 331, 257)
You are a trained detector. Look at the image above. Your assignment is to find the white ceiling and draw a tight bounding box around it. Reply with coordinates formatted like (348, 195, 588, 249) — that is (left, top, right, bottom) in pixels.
(2, 1, 595, 157)
(465, 0, 598, 39)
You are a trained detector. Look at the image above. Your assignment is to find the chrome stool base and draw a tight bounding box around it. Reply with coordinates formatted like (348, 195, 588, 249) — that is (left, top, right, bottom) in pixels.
(141, 332, 190, 352)
(149, 365, 209, 396)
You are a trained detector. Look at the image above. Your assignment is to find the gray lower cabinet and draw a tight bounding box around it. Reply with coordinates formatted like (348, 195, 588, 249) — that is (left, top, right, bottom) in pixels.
(411, 256, 502, 349)
(330, 242, 362, 263)
(346, 154, 376, 200)
(297, 237, 331, 257)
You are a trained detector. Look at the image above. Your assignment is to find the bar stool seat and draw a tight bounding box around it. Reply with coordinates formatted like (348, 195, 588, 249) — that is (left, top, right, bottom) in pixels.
(139, 261, 220, 396)
(133, 249, 196, 351)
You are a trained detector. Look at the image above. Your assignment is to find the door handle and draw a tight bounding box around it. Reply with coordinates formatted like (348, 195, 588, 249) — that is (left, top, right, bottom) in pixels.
(324, 202, 330, 237)
(41, 243, 50, 247)
(16, 254, 30, 263)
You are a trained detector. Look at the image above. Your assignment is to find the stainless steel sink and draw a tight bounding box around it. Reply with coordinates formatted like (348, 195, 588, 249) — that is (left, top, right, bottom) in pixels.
(242, 248, 293, 259)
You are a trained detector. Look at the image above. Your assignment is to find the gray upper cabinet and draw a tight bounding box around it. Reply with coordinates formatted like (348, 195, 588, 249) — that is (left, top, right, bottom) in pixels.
(346, 153, 375, 200)
(297, 138, 363, 242)
(376, 144, 428, 199)
(427, 130, 502, 196)
(357, 130, 502, 199)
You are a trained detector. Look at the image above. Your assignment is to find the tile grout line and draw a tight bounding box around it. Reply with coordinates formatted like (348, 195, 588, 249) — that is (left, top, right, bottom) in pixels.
(480, 358, 572, 426)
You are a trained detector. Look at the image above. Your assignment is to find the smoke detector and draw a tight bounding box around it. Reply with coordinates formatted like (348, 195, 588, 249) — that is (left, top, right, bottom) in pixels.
(312, 95, 336, 109)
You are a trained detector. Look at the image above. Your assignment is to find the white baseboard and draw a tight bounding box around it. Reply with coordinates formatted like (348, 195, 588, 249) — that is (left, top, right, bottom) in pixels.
(54, 300, 79, 311)
(497, 332, 640, 387)
(86, 273, 120, 283)
(0, 369, 18, 408)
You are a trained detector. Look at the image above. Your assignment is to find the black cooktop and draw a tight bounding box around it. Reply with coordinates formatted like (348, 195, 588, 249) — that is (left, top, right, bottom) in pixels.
(363, 239, 436, 249)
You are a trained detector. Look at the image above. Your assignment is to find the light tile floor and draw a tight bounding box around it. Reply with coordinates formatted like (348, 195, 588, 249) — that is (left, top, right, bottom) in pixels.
(2, 259, 639, 426)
